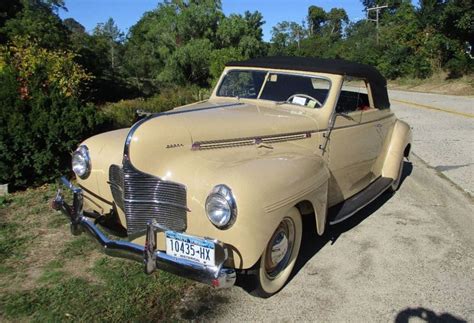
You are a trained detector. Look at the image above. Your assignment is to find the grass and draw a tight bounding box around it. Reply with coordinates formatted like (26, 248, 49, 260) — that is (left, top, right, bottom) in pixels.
(388, 72, 474, 96)
(0, 222, 34, 263)
(0, 185, 197, 321)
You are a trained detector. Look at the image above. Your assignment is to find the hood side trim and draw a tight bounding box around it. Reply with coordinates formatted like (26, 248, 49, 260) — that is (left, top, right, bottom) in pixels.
(192, 130, 317, 150)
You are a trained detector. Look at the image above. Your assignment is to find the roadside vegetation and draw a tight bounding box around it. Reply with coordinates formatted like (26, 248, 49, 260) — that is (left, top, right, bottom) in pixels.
(388, 73, 474, 96)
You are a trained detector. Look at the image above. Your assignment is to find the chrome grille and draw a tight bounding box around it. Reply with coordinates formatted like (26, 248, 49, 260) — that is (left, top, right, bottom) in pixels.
(109, 165, 124, 211)
(108, 161, 187, 237)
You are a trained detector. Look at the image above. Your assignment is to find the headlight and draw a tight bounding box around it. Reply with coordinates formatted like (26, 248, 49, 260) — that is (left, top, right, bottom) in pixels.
(205, 184, 237, 229)
(72, 145, 91, 179)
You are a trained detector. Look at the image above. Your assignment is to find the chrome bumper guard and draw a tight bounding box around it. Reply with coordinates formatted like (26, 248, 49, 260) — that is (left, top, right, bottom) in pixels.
(51, 177, 236, 289)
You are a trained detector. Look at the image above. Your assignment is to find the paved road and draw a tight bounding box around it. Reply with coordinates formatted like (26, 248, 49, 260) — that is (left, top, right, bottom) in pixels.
(389, 90, 473, 196)
(176, 91, 474, 322)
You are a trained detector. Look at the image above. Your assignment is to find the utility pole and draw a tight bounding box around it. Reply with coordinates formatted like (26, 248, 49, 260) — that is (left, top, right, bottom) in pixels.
(367, 5, 388, 44)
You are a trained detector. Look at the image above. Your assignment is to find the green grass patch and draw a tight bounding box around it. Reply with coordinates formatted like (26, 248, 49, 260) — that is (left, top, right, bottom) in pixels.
(0, 196, 9, 206)
(0, 185, 196, 321)
(60, 235, 96, 258)
(0, 222, 34, 263)
(1, 258, 190, 321)
(38, 269, 68, 285)
(38, 260, 67, 284)
(44, 259, 64, 270)
(0, 264, 12, 275)
(47, 214, 69, 228)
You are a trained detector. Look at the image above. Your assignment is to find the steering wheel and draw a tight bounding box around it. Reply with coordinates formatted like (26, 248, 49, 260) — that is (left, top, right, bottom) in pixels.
(286, 94, 323, 108)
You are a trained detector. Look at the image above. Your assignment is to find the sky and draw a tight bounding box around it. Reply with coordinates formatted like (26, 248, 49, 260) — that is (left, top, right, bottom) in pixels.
(58, 0, 367, 41)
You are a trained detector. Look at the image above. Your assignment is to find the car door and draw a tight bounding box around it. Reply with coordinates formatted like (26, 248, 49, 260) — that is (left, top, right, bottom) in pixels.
(326, 81, 385, 206)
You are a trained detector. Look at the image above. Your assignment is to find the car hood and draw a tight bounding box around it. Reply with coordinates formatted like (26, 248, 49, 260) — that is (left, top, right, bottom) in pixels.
(127, 100, 319, 172)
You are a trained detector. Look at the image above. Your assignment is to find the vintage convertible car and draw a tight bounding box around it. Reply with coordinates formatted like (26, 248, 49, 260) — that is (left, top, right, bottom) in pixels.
(51, 57, 411, 297)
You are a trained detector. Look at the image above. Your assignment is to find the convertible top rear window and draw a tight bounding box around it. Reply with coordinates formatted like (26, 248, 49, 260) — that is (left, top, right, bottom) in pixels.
(217, 70, 331, 108)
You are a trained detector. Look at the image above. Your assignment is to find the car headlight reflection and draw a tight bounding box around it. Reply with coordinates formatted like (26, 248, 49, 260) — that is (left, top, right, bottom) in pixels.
(205, 184, 237, 229)
(72, 145, 91, 179)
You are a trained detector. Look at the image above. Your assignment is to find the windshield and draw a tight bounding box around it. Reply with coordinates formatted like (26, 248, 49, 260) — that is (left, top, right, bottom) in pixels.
(216, 70, 331, 108)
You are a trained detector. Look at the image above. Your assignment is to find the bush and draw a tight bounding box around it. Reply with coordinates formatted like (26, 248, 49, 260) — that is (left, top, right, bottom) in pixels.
(0, 68, 104, 189)
(445, 52, 473, 79)
(0, 39, 104, 189)
(101, 86, 210, 128)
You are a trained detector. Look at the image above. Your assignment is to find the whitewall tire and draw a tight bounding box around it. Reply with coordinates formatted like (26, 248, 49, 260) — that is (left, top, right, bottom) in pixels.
(251, 207, 302, 297)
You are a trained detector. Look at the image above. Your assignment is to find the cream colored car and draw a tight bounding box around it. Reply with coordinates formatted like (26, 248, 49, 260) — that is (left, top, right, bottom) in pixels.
(52, 57, 411, 297)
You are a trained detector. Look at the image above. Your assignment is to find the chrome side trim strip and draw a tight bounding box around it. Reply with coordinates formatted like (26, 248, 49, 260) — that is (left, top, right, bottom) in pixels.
(192, 130, 316, 150)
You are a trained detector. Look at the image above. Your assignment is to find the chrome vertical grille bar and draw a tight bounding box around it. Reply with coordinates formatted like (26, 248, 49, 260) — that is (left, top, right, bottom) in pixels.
(108, 161, 187, 237)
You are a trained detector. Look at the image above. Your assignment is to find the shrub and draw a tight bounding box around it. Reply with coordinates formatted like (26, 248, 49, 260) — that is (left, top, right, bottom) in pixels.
(101, 86, 210, 128)
(445, 51, 473, 79)
(0, 39, 103, 189)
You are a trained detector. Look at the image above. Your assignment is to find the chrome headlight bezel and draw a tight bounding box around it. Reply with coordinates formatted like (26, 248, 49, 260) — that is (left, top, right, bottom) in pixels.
(72, 145, 91, 179)
(205, 184, 237, 230)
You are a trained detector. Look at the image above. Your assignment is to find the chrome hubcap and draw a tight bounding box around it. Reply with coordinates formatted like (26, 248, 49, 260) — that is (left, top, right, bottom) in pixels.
(270, 231, 288, 265)
(264, 218, 295, 279)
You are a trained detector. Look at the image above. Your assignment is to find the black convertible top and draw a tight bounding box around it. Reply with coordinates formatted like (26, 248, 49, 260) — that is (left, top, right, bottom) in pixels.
(226, 56, 390, 109)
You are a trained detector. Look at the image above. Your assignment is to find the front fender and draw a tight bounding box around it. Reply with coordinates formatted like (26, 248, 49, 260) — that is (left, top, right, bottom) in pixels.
(142, 144, 330, 269)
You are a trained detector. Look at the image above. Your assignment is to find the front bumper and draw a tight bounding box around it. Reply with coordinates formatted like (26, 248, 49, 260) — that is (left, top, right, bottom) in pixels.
(51, 177, 236, 289)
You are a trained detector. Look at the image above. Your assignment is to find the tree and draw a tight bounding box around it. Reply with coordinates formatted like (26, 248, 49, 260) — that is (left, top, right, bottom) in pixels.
(93, 18, 123, 70)
(216, 14, 250, 48)
(63, 17, 86, 35)
(215, 11, 266, 58)
(440, 0, 473, 45)
(2, 0, 68, 48)
(244, 10, 265, 40)
(0, 0, 23, 43)
(308, 5, 326, 35)
(124, 0, 265, 88)
(417, 0, 445, 28)
(169, 0, 223, 43)
(270, 21, 307, 55)
(326, 8, 349, 39)
(123, 9, 175, 84)
(159, 38, 213, 86)
(438, 0, 473, 76)
(377, 2, 432, 79)
(123, 1, 222, 89)
(339, 20, 380, 66)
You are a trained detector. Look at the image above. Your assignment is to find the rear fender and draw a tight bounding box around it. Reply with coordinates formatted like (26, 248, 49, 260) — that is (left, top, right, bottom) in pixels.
(382, 120, 412, 179)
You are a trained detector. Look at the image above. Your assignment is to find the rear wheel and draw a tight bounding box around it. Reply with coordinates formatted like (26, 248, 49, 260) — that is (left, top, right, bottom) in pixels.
(249, 208, 302, 298)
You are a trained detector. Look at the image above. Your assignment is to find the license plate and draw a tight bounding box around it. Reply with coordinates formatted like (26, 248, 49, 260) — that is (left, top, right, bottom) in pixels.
(165, 231, 216, 267)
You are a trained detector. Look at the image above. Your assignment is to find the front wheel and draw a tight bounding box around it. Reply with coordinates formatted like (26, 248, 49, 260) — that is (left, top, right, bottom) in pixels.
(249, 208, 303, 298)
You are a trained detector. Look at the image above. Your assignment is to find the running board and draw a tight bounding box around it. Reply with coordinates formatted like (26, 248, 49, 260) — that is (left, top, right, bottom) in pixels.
(328, 177, 393, 225)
